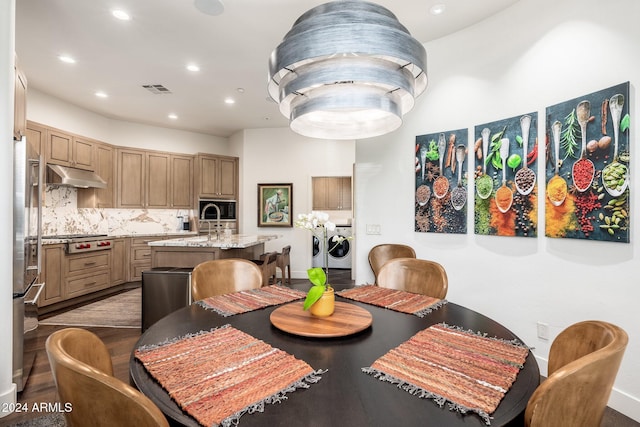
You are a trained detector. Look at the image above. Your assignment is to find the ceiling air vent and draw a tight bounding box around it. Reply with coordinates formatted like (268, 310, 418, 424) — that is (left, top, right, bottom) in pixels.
(142, 84, 172, 94)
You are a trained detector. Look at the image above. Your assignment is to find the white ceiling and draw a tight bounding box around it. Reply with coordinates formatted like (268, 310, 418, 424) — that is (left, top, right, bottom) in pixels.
(15, 0, 520, 138)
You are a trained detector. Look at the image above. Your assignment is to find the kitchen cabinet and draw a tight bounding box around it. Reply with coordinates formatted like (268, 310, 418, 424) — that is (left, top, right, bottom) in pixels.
(117, 149, 193, 209)
(39, 244, 64, 307)
(111, 238, 128, 285)
(195, 153, 238, 199)
(171, 154, 194, 208)
(129, 235, 185, 281)
(116, 148, 146, 208)
(45, 128, 95, 171)
(25, 121, 44, 158)
(147, 152, 171, 208)
(64, 252, 111, 299)
(78, 142, 116, 208)
(14, 54, 27, 141)
(312, 176, 352, 210)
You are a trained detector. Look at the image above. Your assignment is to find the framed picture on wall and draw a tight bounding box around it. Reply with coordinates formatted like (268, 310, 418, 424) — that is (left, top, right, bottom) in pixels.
(258, 183, 293, 227)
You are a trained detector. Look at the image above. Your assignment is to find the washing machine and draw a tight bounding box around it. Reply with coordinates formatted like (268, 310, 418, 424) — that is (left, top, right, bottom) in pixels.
(312, 235, 324, 268)
(327, 226, 352, 269)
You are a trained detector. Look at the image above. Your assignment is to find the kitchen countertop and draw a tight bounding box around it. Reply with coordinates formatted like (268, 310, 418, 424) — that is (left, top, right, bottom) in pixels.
(40, 231, 198, 245)
(147, 234, 280, 249)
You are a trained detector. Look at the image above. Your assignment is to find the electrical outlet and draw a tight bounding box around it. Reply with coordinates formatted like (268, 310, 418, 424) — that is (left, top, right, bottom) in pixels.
(537, 322, 549, 340)
(365, 224, 381, 235)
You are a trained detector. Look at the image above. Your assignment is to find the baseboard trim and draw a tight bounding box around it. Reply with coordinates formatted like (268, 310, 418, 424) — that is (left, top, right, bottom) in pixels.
(533, 354, 639, 422)
(0, 383, 17, 418)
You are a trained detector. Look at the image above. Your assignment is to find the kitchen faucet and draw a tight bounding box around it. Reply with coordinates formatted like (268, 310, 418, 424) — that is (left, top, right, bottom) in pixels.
(200, 203, 221, 241)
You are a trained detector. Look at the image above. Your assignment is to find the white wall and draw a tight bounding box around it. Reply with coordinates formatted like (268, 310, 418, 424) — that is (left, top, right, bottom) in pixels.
(354, 0, 639, 420)
(28, 89, 230, 155)
(236, 127, 355, 278)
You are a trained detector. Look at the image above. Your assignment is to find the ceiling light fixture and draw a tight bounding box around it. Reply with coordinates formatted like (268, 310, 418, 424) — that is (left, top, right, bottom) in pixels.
(168, 113, 178, 119)
(430, 4, 446, 15)
(58, 55, 76, 64)
(267, 0, 427, 140)
(194, 0, 225, 16)
(186, 64, 200, 72)
(224, 97, 235, 105)
(112, 9, 131, 21)
(95, 91, 108, 98)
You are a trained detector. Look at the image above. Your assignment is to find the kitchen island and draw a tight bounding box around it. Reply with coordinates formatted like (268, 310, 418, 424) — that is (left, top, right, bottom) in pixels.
(148, 234, 280, 268)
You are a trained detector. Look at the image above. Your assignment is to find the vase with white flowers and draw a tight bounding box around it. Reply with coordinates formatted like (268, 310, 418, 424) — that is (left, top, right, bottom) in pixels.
(294, 211, 351, 317)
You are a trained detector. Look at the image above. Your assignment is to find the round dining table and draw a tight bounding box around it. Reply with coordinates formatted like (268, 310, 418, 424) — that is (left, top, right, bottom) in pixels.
(130, 283, 539, 427)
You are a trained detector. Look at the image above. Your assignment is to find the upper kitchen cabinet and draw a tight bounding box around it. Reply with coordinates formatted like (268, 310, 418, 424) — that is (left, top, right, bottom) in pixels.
(25, 121, 44, 159)
(14, 54, 27, 141)
(195, 153, 238, 200)
(116, 148, 194, 209)
(45, 128, 95, 171)
(171, 154, 194, 208)
(312, 176, 352, 211)
(78, 142, 116, 208)
(117, 148, 146, 208)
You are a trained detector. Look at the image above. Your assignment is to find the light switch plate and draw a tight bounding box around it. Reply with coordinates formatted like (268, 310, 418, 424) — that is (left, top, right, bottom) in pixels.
(366, 224, 381, 235)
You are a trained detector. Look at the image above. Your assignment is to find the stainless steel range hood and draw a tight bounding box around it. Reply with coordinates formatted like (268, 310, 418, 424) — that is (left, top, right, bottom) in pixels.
(47, 164, 107, 189)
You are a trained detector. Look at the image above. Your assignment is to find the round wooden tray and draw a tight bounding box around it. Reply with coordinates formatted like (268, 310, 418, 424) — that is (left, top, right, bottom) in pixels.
(270, 301, 372, 338)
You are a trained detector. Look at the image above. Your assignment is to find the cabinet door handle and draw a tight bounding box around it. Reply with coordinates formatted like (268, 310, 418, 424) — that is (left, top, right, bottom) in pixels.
(85, 281, 97, 287)
(84, 261, 97, 266)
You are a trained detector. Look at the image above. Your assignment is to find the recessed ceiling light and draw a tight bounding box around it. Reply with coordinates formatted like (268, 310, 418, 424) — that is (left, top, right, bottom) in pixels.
(194, 0, 225, 16)
(58, 55, 76, 64)
(430, 4, 446, 15)
(224, 97, 235, 105)
(95, 91, 108, 98)
(168, 113, 178, 120)
(236, 88, 245, 94)
(186, 64, 200, 72)
(112, 9, 131, 21)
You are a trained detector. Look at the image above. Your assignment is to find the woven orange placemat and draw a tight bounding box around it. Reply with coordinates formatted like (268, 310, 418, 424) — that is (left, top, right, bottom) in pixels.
(197, 285, 307, 317)
(337, 285, 446, 317)
(135, 325, 324, 427)
(363, 323, 529, 425)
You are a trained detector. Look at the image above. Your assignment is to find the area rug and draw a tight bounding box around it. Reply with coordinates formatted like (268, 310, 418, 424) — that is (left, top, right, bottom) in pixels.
(135, 325, 324, 427)
(39, 288, 140, 329)
(196, 285, 306, 317)
(337, 285, 447, 317)
(362, 323, 529, 425)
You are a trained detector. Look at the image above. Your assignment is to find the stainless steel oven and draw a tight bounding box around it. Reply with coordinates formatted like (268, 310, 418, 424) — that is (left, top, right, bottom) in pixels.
(198, 199, 237, 221)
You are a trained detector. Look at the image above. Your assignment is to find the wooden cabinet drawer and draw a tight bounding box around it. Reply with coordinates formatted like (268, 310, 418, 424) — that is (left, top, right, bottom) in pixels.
(67, 271, 111, 297)
(65, 252, 110, 275)
(133, 247, 152, 262)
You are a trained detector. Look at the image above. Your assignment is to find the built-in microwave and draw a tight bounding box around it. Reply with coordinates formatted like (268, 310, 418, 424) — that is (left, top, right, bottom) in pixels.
(198, 199, 237, 221)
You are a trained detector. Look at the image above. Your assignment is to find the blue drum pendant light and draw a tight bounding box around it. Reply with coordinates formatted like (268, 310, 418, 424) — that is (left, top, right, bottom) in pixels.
(268, 0, 428, 140)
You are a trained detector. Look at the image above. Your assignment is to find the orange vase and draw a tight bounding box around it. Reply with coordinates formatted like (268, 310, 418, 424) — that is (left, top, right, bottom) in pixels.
(309, 287, 335, 317)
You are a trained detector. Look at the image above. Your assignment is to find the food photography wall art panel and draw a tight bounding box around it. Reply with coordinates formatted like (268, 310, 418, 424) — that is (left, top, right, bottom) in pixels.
(415, 128, 468, 234)
(473, 113, 539, 237)
(544, 81, 630, 243)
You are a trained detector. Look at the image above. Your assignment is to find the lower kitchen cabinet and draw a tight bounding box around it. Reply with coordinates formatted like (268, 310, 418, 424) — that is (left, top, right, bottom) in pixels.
(111, 238, 128, 285)
(129, 235, 186, 282)
(40, 244, 64, 306)
(64, 252, 111, 298)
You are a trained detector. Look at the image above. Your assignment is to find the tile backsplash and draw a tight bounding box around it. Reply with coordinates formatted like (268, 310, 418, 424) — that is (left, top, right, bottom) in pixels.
(43, 185, 193, 236)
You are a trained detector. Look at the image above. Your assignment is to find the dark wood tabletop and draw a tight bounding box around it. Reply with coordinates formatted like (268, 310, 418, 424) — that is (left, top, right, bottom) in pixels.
(130, 284, 539, 427)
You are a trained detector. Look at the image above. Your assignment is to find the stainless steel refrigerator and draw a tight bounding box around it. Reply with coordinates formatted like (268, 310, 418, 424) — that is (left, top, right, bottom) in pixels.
(12, 136, 44, 392)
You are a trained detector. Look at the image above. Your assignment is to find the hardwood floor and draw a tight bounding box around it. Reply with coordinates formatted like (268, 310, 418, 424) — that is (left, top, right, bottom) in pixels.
(3, 270, 637, 427)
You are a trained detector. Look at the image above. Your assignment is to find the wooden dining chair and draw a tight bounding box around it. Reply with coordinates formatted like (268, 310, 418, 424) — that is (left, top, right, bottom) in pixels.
(275, 245, 292, 286)
(46, 327, 169, 427)
(191, 258, 263, 300)
(524, 320, 628, 427)
(376, 257, 448, 299)
(368, 243, 416, 283)
(251, 251, 278, 287)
